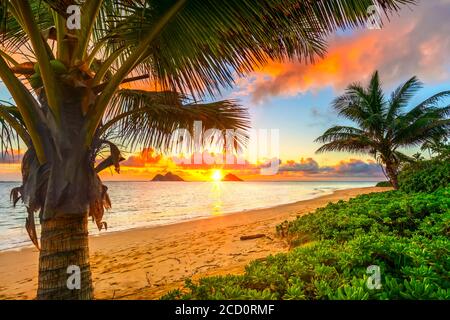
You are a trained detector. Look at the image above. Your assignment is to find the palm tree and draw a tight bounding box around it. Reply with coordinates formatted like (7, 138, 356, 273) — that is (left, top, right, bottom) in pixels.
(315, 71, 450, 189)
(421, 134, 449, 158)
(0, 0, 414, 299)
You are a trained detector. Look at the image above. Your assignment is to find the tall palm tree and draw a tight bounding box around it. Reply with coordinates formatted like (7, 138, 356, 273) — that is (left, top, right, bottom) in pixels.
(315, 71, 450, 189)
(0, 0, 414, 299)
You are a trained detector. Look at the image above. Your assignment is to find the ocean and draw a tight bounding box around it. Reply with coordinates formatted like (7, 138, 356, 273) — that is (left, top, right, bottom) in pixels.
(0, 181, 376, 251)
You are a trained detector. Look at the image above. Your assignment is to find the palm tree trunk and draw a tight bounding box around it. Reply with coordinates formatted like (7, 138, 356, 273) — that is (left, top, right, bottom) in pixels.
(37, 215, 93, 300)
(385, 163, 399, 190)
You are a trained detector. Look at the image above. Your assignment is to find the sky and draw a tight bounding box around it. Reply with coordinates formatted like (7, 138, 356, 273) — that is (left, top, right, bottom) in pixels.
(1, 0, 450, 181)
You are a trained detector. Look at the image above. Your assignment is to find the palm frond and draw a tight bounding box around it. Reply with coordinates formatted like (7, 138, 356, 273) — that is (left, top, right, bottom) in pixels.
(387, 76, 422, 122)
(101, 89, 250, 153)
(333, 85, 370, 123)
(0, 101, 25, 158)
(99, 0, 414, 98)
(40, 0, 79, 17)
(394, 117, 450, 147)
(367, 70, 386, 114)
(420, 134, 449, 153)
(332, 81, 385, 132)
(404, 91, 450, 120)
(316, 137, 375, 154)
(315, 123, 377, 154)
(0, 1, 54, 52)
(393, 150, 414, 163)
(314, 125, 367, 143)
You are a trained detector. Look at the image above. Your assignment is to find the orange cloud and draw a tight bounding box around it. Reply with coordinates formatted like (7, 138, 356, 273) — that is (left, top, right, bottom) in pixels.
(234, 1, 450, 102)
(279, 157, 320, 173)
(120, 147, 163, 167)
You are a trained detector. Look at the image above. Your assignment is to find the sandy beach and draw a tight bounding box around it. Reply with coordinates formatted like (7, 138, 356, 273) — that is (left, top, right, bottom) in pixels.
(0, 186, 390, 300)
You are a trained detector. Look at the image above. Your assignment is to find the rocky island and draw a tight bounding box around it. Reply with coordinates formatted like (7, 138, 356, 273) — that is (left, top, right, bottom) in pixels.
(151, 172, 184, 181)
(222, 173, 243, 181)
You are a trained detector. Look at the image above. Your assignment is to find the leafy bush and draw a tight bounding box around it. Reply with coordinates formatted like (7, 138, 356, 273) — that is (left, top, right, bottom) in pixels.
(163, 187, 450, 300)
(375, 181, 392, 187)
(284, 188, 449, 242)
(399, 160, 450, 193)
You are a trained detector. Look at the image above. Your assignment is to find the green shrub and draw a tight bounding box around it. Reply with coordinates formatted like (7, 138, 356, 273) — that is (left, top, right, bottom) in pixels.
(163, 234, 450, 300)
(284, 188, 449, 243)
(162, 187, 450, 300)
(399, 160, 450, 193)
(375, 181, 392, 187)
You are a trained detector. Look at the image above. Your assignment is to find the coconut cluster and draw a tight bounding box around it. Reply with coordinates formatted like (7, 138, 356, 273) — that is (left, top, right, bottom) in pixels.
(29, 60, 68, 89)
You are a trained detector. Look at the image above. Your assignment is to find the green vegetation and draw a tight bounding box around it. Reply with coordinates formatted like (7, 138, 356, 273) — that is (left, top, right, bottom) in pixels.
(375, 181, 392, 187)
(399, 138, 450, 193)
(163, 182, 450, 300)
(399, 160, 450, 193)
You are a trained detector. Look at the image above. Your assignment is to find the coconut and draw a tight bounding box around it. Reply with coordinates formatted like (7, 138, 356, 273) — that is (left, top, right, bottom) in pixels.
(50, 59, 68, 74)
(29, 73, 43, 89)
(33, 63, 40, 75)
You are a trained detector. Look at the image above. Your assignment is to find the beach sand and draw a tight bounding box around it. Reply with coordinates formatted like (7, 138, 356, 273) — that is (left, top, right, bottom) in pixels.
(0, 186, 390, 300)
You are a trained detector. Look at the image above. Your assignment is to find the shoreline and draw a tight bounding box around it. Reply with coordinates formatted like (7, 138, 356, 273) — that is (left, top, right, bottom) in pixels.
(0, 186, 390, 300)
(0, 185, 357, 253)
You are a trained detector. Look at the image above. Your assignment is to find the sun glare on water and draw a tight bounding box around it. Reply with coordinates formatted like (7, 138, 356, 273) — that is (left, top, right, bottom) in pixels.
(211, 170, 223, 181)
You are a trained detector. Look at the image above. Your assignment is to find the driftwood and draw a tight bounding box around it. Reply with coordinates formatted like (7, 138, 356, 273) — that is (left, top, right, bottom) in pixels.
(240, 234, 266, 241)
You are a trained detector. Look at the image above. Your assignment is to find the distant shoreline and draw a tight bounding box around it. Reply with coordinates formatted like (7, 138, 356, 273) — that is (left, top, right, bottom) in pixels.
(0, 186, 390, 299)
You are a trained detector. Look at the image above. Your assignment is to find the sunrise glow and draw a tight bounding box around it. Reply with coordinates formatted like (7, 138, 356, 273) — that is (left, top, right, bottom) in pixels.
(211, 170, 223, 181)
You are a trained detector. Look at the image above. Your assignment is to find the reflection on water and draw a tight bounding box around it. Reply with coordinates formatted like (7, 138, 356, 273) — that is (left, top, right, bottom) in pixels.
(210, 182, 223, 215)
(0, 180, 376, 250)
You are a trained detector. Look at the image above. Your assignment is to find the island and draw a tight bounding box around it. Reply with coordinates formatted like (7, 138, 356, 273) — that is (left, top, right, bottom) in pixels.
(222, 173, 243, 181)
(151, 172, 185, 181)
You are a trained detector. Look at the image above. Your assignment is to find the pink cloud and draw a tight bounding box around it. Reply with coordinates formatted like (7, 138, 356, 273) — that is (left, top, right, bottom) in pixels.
(329, 159, 384, 177)
(0, 150, 24, 164)
(279, 157, 384, 177)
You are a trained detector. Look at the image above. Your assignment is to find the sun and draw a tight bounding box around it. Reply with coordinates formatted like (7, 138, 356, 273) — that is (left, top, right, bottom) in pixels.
(211, 170, 223, 182)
